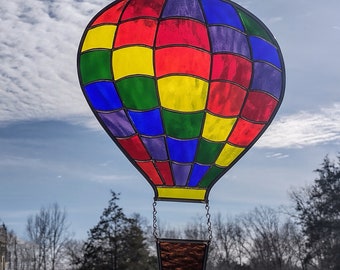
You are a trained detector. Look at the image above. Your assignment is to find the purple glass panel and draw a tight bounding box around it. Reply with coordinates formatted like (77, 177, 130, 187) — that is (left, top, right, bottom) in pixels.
(141, 136, 168, 160)
(98, 110, 135, 138)
(251, 62, 282, 99)
(172, 163, 191, 186)
(161, 0, 204, 22)
(209, 26, 250, 57)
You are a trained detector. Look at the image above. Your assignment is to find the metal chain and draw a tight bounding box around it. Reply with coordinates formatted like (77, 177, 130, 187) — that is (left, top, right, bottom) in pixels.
(205, 201, 213, 241)
(152, 200, 158, 239)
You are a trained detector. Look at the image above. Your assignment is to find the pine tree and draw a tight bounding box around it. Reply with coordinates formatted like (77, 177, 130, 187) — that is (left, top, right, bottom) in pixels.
(79, 191, 157, 270)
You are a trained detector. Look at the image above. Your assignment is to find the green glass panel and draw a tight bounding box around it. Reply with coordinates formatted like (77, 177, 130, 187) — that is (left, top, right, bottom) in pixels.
(196, 139, 224, 164)
(79, 50, 113, 85)
(162, 110, 204, 139)
(236, 8, 274, 44)
(116, 76, 159, 110)
(198, 166, 225, 188)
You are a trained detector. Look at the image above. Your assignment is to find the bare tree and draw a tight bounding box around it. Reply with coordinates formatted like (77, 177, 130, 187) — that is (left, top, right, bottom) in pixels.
(26, 203, 69, 270)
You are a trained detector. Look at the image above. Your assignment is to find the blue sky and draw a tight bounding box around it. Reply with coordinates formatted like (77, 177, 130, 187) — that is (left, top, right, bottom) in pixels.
(1, 0, 340, 239)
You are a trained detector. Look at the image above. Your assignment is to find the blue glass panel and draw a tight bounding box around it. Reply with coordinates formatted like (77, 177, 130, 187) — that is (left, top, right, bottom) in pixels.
(209, 26, 250, 57)
(188, 164, 210, 187)
(162, 0, 204, 21)
(172, 163, 191, 186)
(167, 137, 198, 163)
(85, 81, 122, 111)
(98, 110, 135, 138)
(128, 109, 164, 136)
(201, 0, 244, 31)
(249, 36, 281, 68)
(251, 62, 282, 99)
(141, 136, 168, 160)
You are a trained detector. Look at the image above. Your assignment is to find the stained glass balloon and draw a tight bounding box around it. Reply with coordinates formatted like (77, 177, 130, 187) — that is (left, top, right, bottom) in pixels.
(77, 0, 285, 202)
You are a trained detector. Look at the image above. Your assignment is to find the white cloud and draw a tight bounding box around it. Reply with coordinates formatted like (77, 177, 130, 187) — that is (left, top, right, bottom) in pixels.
(256, 103, 340, 148)
(0, 0, 110, 124)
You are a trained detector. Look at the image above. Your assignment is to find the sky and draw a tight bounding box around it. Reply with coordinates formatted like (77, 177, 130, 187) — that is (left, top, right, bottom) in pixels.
(1, 0, 340, 240)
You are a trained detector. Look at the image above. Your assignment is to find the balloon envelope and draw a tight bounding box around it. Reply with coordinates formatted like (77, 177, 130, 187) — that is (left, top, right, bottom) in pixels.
(78, 0, 285, 202)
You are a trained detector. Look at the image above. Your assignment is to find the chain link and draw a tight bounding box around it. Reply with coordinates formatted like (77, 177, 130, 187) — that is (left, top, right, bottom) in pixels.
(205, 201, 213, 241)
(152, 200, 158, 239)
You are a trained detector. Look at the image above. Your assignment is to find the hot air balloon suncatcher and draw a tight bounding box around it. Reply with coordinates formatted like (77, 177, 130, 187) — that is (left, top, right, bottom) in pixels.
(77, 0, 285, 268)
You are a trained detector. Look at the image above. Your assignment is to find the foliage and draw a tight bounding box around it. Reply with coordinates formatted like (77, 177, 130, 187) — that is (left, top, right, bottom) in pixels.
(290, 155, 340, 269)
(77, 191, 157, 270)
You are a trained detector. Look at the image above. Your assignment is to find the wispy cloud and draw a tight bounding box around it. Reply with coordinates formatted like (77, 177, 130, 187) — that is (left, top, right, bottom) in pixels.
(257, 103, 340, 148)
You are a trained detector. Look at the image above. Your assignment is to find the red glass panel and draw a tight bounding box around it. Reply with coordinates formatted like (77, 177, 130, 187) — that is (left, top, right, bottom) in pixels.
(241, 91, 278, 122)
(156, 19, 210, 50)
(207, 81, 247, 117)
(114, 19, 158, 47)
(117, 135, 150, 160)
(121, 0, 165, 20)
(212, 54, 252, 88)
(156, 161, 174, 186)
(137, 161, 163, 185)
(228, 118, 264, 147)
(155, 47, 210, 79)
(92, 0, 128, 26)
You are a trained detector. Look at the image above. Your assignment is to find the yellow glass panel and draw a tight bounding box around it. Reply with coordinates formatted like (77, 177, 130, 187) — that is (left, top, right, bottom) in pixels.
(158, 76, 208, 112)
(157, 187, 206, 201)
(216, 143, 245, 167)
(202, 114, 237, 142)
(113, 46, 154, 80)
(81, 25, 117, 52)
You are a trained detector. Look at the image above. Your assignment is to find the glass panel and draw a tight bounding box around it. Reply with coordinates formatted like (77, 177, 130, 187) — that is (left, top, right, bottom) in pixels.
(162, 110, 204, 139)
(155, 47, 210, 80)
(137, 161, 164, 185)
(85, 81, 122, 111)
(121, 0, 165, 20)
(156, 18, 209, 50)
(98, 110, 135, 138)
(91, 0, 128, 26)
(167, 138, 198, 163)
(211, 54, 252, 88)
(251, 62, 282, 99)
(158, 76, 208, 112)
(227, 119, 265, 147)
(157, 187, 206, 201)
(141, 137, 168, 160)
(128, 109, 164, 136)
(117, 135, 150, 160)
(116, 76, 158, 110)
(215, 144, 245, 167)
(201, 0, 243, 31)
(80, 50, 112, 85)
(195, 139, 224, 164)
(207, 81, 246, 117)
(250, 36, 281, 68)
(198, 166, 225, 188)
(161, 0, 204, 22)
(241, 91, 278, 122)
(209, 25, 249, 57)
(114, 19, 157, 47)
(202, 113, 236, 142)
(236, 8, 274, 44)
(172, 163, 191, 186)
(82, 25, 116, 52)
(155, 161, 174, 186)
(188, 164, 210, 187)
(112, 46, 154, 80)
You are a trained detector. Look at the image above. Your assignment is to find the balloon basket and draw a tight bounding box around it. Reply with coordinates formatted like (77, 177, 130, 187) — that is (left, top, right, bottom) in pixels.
(156, 238, 209, 270)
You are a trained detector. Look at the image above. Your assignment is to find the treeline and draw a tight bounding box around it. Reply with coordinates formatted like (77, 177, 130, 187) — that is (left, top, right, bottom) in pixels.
(3, 155, 340, 270)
